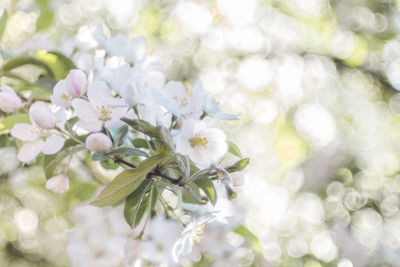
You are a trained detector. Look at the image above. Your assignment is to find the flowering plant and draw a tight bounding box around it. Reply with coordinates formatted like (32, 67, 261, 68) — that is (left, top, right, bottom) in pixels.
(0, 28, 251, 264)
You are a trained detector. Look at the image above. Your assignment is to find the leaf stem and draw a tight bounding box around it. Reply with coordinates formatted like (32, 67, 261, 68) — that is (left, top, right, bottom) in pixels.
(114, 157, 183, 185)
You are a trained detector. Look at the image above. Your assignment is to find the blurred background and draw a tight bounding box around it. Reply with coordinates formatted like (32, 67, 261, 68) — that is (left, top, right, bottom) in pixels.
(2, 0, 400, 266)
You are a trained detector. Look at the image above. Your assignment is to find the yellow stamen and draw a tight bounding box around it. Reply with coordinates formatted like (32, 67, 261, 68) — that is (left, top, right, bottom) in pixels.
(189, 137, 208, 148)
(173, 96, 189, 108)
(61, 93, 71, 100)
(96, 105, 112, 122)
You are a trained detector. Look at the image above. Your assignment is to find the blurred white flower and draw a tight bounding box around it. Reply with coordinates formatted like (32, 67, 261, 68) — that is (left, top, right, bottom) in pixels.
(192, 81, 239, 120)
(85, 133, 113, 153)
(0, 84, 24, 112)
(172, 215, 215, 262)
(230, 171, 248, 186)
(72, 81, 127, 132)
(174, 119, 227, 167)
(46, 174, 70, 194)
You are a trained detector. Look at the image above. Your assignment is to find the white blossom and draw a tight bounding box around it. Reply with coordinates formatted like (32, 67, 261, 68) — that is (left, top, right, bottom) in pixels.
(174, 119, 227, 167)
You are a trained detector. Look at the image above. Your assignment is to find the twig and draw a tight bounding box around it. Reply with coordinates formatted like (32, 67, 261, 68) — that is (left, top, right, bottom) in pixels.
(114, 157, 183, 185)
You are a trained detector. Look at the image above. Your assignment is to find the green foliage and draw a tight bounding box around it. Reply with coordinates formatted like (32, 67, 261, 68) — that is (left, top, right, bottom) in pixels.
(91, 154, 172, 207)
(122, 118, 174, 150)
(181, 182, 208, 205)
(193, 176, 217, 205)
(227, 141, 243, 158)
(225, 158, 250, 173)
(35, 0, 54, 31)
(0, 9, 8, 41)
(2, 51, 76, 82)
(0, 114, 30, 134)
(92, 147, 149, 161)
(233, 225, 263, 254)
(44, 145, 85, 179)
(124, 179, 154, 227)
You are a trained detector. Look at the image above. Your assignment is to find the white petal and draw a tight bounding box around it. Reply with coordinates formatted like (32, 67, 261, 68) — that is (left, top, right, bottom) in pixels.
(51, 80, 71, 108)
(46, 174, 69, 194)
(164, 81, 187, 99)
(129, 37, 147, 64)
(18, 140, 45, 162)
(87, 81, 113, 107)
(109, 64, 134, 94)
(11, 123, 39, 141)
(54, 108, 67, 128)
(76, 120, 102, 132)
(29, 102, 56, 129)
(43, 135, 65, 154)
(72, 98, 99, 122)
(66, 69, 88, 97)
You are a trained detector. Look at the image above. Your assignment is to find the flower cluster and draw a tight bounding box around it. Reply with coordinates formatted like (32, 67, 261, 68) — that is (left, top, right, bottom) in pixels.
(0, 30, 249, 265)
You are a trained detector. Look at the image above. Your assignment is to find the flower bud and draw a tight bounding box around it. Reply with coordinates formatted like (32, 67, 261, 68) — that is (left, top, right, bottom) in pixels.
(230, 171, 248, 187)
(0, 85, 23, 112)
(85, 133, 113, 153)
(46, 174, 69, 194)
(29, 102, 56, 129)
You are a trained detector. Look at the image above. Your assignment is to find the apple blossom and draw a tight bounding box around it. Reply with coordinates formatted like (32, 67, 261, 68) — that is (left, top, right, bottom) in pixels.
(174, 119, 228, 167)
(86, 133, 113, 153)
(51, 70, 92, 108)
(46, 174, 70, 194)
(172, 215, 215, 262)
(192, 81, 239, 120)
(11, 102, 66, 162)
(0, 84, 24, 113)
(72, 81, 127, 132)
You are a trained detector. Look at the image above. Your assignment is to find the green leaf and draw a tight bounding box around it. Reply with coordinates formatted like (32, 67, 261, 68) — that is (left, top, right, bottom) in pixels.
(0, 9, 8, 40)
(45, 145, 85, 178)
(233, 225, 263, 253)
(0, 114, 30, 134)
(113, 125, 129, 146)
(225, 158, 250, 173)
(122, 118, 174, 150)
(227, 141, 242, 158)
(92, 147, 148, 161)
(181, 182, 208, 205)
(65, 117, 79, 135)
(100, 159, 119, 170)
(124, 179, 154, 227)
(193, 176, 217, 205)
(34, 51, 76, 80)
(132, 138, 153, 149)
(2, 57, 54, 77)
(90, 153, 171, 207)
(35, 0, 54, 31)
(29, 86, 52, 101)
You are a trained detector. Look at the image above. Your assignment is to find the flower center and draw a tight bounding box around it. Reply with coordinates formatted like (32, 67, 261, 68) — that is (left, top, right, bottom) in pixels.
(189, 136, 208, 148)
(61, 93, 71, 100)
(173, 96, 189, 108)
(97, 105, 112, 122)
(191, 224, 205, 246)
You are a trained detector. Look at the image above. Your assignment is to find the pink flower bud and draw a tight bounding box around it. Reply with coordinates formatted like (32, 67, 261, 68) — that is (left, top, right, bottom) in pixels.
(0, 85, 23, 112)
(29, 102, 56, 129)
(46, 174, 69, 194)
(85, 133, 113, 153)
